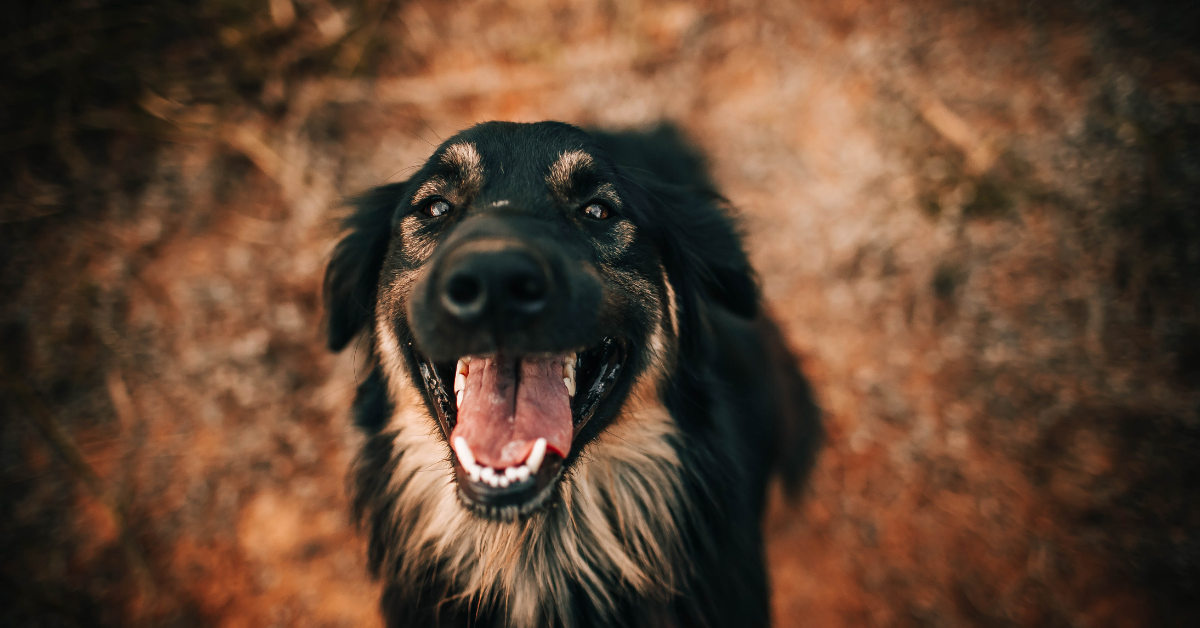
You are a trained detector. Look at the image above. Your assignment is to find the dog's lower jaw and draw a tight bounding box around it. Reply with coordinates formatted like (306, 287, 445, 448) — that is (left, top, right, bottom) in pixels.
(358, 369, 690, 628)
(453, 466, 563, 521)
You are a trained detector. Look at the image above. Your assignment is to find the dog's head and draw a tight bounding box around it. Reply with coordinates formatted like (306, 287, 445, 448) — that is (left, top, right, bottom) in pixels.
(326, 121, 757, 520)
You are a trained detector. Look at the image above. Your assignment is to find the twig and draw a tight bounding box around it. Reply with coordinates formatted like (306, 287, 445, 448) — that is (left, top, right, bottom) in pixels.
(916, 97, 1000, 175)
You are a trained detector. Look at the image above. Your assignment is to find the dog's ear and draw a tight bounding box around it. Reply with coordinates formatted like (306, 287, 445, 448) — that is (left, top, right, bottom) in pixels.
(639, 183, 760, 321)
(324, 182, 407, 352)
(705, 260, 759, 319)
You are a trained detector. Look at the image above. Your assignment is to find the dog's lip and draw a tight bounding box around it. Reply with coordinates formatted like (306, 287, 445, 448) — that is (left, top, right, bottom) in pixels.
(414, 337, 628, 517)
(452, 451, 565, 519)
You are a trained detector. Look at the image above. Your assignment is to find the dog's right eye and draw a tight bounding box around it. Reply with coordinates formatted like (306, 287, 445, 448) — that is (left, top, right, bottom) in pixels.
(423, 199, 453, 218)
(581, 202, 612, 220)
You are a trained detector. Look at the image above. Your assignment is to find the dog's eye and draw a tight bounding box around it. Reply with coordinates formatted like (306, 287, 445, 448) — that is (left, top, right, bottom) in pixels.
(581, 203, 611, 220)
(424, 199, 452, 218)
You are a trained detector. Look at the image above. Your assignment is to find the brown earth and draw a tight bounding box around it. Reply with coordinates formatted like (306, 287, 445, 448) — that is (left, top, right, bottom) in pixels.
(3, 1, 1199, 626)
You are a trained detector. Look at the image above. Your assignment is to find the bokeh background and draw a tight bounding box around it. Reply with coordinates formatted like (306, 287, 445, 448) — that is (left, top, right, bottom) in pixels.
(3, 0, 1199, 626)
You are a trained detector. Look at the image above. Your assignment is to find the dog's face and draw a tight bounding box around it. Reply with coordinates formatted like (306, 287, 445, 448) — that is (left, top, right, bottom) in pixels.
(326, 121, 757, 521)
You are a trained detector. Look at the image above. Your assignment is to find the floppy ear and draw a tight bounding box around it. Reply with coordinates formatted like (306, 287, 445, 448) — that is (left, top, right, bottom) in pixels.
(324, 182, 407, 352)
(640, 183, 760, 321)
(705, 260, 759, 319)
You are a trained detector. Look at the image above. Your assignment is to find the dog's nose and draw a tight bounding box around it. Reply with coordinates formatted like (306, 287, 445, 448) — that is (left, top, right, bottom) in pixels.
(439, 246, 550, 324)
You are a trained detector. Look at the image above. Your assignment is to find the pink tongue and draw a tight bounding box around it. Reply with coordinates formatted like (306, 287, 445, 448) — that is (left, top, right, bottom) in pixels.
(450, 354, 573, 469)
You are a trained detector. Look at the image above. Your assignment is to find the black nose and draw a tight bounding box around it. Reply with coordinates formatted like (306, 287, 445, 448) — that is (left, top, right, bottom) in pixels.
(438, 245, 550, 324)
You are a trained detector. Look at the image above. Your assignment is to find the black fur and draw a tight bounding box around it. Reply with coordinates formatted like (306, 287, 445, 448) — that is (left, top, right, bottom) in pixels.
(325, 121, 821, 627)
(325, 182, 408, 352)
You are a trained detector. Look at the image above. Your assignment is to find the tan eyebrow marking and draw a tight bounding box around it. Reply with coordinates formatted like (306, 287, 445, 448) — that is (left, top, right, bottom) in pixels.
(441, 142, 483, 192)
(410, 142, 484, 207)
(592, 182, 623, 209)
(546, 149, 595, 199)
(411, 176, 447, 206)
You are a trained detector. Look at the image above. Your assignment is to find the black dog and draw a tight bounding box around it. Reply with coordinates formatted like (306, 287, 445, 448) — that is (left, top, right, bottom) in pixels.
(324, 121, 820, 627)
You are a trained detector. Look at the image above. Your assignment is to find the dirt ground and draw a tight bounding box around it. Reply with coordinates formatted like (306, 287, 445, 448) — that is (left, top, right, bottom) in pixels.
(3, 0, 1199, 626)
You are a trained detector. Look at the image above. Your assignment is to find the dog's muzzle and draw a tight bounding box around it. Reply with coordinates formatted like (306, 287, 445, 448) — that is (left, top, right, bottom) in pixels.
(402, 215, 624, 518)
(408, 216, 603, 361)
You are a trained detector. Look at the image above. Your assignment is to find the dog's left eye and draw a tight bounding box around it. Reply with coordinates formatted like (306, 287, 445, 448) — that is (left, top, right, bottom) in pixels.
(424, 199, 453, 218)
(582, 203, 611, 220)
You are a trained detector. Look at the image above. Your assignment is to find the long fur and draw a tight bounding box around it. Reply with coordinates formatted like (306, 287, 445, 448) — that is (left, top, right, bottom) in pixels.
(353, 373, 692, 627)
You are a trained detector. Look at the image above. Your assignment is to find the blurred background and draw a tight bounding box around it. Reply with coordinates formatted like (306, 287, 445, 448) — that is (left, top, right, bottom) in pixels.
(2, 0, 1199, 626)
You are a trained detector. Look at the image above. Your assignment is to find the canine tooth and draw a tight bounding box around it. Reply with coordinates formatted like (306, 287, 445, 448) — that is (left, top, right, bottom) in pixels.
(505, 467, 519, 481)
(480, 466, 495, 483)
(469, 467, 481, 482)
(456, 358, 469, 376)
(498, 476, 510, 488)
(453, 437, 476, 468)
(563, 358, 577, 397)
(515, 465, 530, 482)
(527, 438, 547, 474)
(454, 372, 466, 393)
(456, 390, 464, 408)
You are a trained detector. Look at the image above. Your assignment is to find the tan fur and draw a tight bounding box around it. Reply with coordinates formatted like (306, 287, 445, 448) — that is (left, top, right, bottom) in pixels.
(441, 142, 484, 193)
(368, 276, 686, 628)
(411, 176, 447, 207)
(371, 378, 686, 627)
(662, 264, 680, 341)
(374, 267, 428, 403)
(609, 221, 637, 255)
(591, 182, 623, 208)
(395, 216, 439, 262)
(546, 149, 594, 200)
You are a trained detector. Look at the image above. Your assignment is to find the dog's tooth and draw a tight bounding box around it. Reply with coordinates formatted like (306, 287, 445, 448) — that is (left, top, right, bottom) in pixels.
(468, 465, 481, 482)
(456, 389, 464, 408)
(563, 358, 577, 397)
(454, 372, 466, 393)
(480, 466, 495, 484)
(498, 475, 510, 488)
(456, 358, 469, 376)
(527, 438, 547, 474)
(453, 437, 476, 469)
(515, 465, 530, 482)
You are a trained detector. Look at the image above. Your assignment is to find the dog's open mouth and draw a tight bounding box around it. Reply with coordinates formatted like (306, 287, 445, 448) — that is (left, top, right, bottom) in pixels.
(416, 337, 626, 518)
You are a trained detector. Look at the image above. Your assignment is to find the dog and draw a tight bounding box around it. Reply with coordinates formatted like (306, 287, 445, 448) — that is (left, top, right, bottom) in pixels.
(324, 121, 821, 628)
